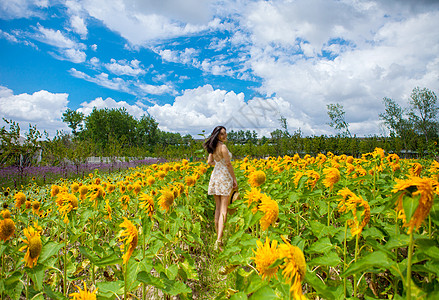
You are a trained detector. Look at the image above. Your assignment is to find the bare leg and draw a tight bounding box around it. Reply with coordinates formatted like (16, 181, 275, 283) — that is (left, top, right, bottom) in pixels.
(214, 195, 221, 234)
(216, 195, 230, 244)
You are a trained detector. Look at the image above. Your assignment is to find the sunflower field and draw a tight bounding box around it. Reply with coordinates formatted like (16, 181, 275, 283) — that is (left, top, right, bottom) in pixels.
(1, 149, 439, 299)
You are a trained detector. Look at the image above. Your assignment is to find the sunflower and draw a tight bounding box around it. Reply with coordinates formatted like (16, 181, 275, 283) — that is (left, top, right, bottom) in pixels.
(337, 188, 370, 236)
(0, 218, 15, 241)
(120, 195, 130, 210)
(25, 200, 32, 209)
(71, 183, 80, 193)
(410, 163, 423, 177)
(56, 192, 78, 223)
(393, 176, 436, 233)
(14, 192, 26, 208)
(1, 209, 11, 219)
(258, 194, 279, 231)
(89, 184, 105, 208)
(244, 188, 263, 213)
(156, 171, 166, 180)
(146, 176, 155, 186)
(132, 182, 142, 196)
(69, 282, 98, 300)
(119, 218, 138, 264)
(19, 225, 42, 268)
(106, 183, 116, 194)
(252, 237, 280, 281)
(322, 168, 340, 189)
(185, 175, 197, 187)
(305, 170, 320, 190)
(105, 199, 112, 221)
(158, 188, 175, 212)
(139, 192, 154, 218)
(248, 170, 266, 187)
(79, 185, 89, 200)
(278, 236, 307, 300)
(51, 185, 61, 197)
(32, 200, 40, 215)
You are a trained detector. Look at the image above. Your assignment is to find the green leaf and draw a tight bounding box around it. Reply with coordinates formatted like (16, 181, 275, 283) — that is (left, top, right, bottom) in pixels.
(165, 264, 179, 281)
(341, 251, 393, 278)
(27, 264, 45, 291)
(179, 260, 199, 281)
(96, 280, 124, 299)
(249, 285, 279, 299)
(43, 285, 68, 300)
(307, 237, 334, 254)
(384, 235, 410, 250)
(94, 253, 122, 267)
(230, 292, 248, 300)
(137, 271, 165, 290)
(39, 241, 63, 264)
(402, 193, 420, 222)
(305, 270, 343, 300)
(308, 251, 341, 267)
(78, 246, 100, 265)
(415, 238, 439, 261)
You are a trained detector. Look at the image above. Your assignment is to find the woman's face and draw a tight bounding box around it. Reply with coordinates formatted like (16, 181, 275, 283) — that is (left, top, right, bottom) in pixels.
(218, 128, 227, 142)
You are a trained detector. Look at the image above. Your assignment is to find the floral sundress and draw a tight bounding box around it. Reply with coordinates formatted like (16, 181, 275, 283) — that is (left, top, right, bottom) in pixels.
(208, 151, 233, 196)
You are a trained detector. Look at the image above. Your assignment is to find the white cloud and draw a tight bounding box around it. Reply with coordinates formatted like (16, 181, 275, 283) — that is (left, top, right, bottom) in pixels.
(65, 0, 88, 38)
(80, 0, 222, 45)
(157, 48, 199, 64)
(104, 59, 146, 77)
(239, 1, 439, 136)
(69, 68, 132, 93)
(0, 85, 69, 137)
(33, 24, 87, 63)
(77, 97, 147, 119)
(136, 83, 175, 95)
(90, 44, 97, 51)
(147, 84, 292, 137)
(0, 0, 48, 19)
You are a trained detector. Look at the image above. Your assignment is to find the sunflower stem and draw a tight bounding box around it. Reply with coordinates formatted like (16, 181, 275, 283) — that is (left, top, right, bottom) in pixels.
(63, 221, 68, 296)
(343, 220, 348, 298)
(428, 216, 432, 282)
(91, 211, 95, 285)
(124, 259, 128, 300)
(406, 230, 414, 300)
(353, 233, 360, 297)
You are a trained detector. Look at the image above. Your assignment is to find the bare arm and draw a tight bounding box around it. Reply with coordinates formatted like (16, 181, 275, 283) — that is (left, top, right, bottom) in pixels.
(207, 153, 215, 165)
(220, 144, 238, 188)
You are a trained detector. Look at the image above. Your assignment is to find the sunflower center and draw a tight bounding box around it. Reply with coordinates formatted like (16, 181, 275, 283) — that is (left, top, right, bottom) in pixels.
(29, 236, 42, 259)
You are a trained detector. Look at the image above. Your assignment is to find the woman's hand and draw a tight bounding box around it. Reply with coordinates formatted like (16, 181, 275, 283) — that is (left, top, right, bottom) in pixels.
(232, 178, 238, 189)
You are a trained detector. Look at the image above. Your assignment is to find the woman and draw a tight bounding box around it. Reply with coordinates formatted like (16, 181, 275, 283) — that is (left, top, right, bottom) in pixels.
(204, 126, 237, 251)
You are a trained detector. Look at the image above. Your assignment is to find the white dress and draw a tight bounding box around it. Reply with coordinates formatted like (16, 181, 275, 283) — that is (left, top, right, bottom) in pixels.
(208, 151, 233, 196)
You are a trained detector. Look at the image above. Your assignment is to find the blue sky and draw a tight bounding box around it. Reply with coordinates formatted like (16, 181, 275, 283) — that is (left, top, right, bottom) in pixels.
(1, 0, 439, 138)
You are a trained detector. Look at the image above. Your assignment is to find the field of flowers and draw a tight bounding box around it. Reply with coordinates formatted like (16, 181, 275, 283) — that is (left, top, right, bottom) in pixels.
(0, 149, 438, 299)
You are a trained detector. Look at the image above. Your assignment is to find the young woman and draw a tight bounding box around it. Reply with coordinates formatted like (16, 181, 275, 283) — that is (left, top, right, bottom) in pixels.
(204, 126, 238, 251)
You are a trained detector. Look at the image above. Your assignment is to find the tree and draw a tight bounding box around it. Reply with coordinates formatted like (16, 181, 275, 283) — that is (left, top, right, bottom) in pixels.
(83, 107, 137, 151)
(327, 103, 351, 137)
(408, 87, 438, 143)
(136, 114, 159, 149)
(62, 109, 84, 136)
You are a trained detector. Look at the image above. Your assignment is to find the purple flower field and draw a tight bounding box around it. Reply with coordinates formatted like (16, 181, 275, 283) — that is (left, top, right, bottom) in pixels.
(0, 158, 166, 189)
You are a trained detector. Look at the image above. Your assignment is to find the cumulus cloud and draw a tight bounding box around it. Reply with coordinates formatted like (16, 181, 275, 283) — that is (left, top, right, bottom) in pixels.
(77, 97, 147, 119)
(0, 85, 69, 137)
(147, 84, 293, 137)
(238, 0, 439, 136)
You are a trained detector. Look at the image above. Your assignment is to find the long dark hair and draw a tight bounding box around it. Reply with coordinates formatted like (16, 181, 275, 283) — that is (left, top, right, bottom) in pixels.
(203, 126, 226, 154)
